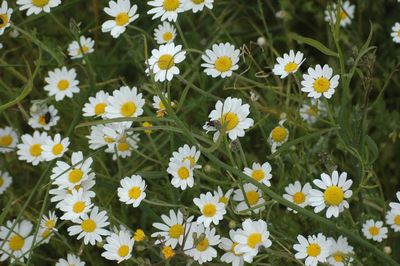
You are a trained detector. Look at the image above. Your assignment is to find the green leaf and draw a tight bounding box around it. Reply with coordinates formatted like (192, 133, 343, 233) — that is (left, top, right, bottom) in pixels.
(290, 33, 339, 57)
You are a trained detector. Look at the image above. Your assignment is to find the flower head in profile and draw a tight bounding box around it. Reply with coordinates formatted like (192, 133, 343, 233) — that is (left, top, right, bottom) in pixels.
(391, 23, 400, 43)
(0, 170, 12, 195)
(324, 1, 355, 27)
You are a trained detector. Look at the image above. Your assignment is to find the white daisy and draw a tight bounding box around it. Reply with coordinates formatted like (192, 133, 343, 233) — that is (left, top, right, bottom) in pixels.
(183, 223, 220, 265)
(17, 131, 49, 165)
(171, 144, 201, 169)
(201, 43, 240, 78)
(0, 170, 12, 195)
(213, 186, 233, 206)
(42, 133, 70, 161)
(309, 171, 353, 218)
(233, 219, 272, 263)
(243, 162, 272, 186)
(28, 104, 60, 131)
(389, 191, 400, 210)
(152, 93, 176, 117)
(151, 209, 194, 248)
(82, 90, 110, 118)
(154, 21, 176, 44)
(301, 64, 339, 99)
(272, 50, 305, 79)
(67, 36, 95, 59)
(36, 226, 54, 245)
(327, 236, 354, 266)
(268, 119, 289, 153)
(193, 191, 226, 227)
(87, 125, 113, 150)
(386, 209, 400, 232)
(391, 23, 400, 43)
(102, 123, 140, 160)
(362, 219, 388, 242)
(102, 230, 134, 263)
(44, 67, 80, 101)
(167, 159, 194, 190)
(102, 0, 139, 38)
(282, 181, 312, 213)
(203, 97, 254, 142)
(184, 0, 213, 13)
(59, 188, 94, 222)
(233, 183, 265, 214)
(55, 254, 85, 266)
(0, 1, 13, 36)
(117, 175, 147, 207)
(300, 100, 327, 124)
(147, 0, 185, 22)
(40, 211, 58, 232)
(0, 126, 18, 153)
(145, 42, 186, 82)
(67, 206, 110, 245)
(16, 0, 61, 16)
(105, 86, 145, 120)
(324, 1, 355, 27)
(293, 233, 332, 266)
(219, 229, 244, 266)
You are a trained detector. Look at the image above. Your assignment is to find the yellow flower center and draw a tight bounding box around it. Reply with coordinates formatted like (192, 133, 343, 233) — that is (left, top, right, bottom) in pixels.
(73, 201, 86, 213)
(196, 238, 209, 251)
(397, 31, 400, 37)
(247, 233, 262, 249)
(128, 186, 141, 199)
(284, 62, 298, 73)
(271, 126, 288, 142)
(0, 135, 12, 146)
(41, 229, 51, 239)
(339, 10, 347, 21)
(183, 156, 196, 167)
(369, 226, 379, 236)
(57, 80, 70, 91)
(292, 192, 306, 204)
(395, 215, 400, 225)
(306, 106, 318, 117)
(45, 220, 56, 229)
(118, 245, 130, 257)
(0, 14, 9, 28)
(313, 77, 330, 93)
(246, 190, 260, 205)
(162, 245, 175, 259)
(163, 32, 173, 42)
(38, 115, 47, 125)
(94, 103, 106, 115)
(0, 177, 4, 187)
(81, 219, 96, 232)
(219, 196, 228, 205)
(202, 203, 217, 217)
(168, 224, 184, 239)
(306, 243, 321, 257)
(115, 12, 129, 26)
(323, 186, 344, 206)
(158, 54, 175, 70)
(134, 229, 145, 241)
(68, 169, 84, 184)
(9, 235, 25, 251)
(104, 136, 114, 143)
(118, 142, 129, 152)
(192, 0, 204, 3)
(77, 46, 89, 55)
(32, 0, 49, 7)
(143, 121, 153, 135)
(163, 0, 180, 11)
(214, 56, 233, 72)
(120, 101, 137, 117)
(52, 143, 64, 155)
(333, 252, 344, 262)
(251, 169, 265, 182)
(177, 166, 189, 180)
(220, 112, 239, 131)
(30, 144, 43, 157)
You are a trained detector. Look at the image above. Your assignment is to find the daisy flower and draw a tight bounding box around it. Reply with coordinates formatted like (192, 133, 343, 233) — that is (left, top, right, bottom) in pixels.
(309, 170, 353, 218)
(219, 229, 244, 266)
(59, 188, 94, 222)
(386, 209, 400, 232)
(147, 0, 185, 22)
(301, 64, 339, 99)
(117, 175, 147, 207)
(213, 186, 233, 206)
(327, 236, 354, 266)
(293, 233, 331, 266)
(145, 43, 186, 82)
(184, 0, 213, 13)
(154, 21, 176, 44)
(102, 123, 140, 160)
(268, 119, 289, 153)
(391, 23, 400, 43)
(67, 206, 110, 245)
(362, 219, 388, 242)
(272, 50, 305, 79)
(28, 104, 59, 130)
(233, 219, 272, 263)
(0, 126, 18, 153)
(184, 223, 220, 264)
(40, 211, 58, 232)
(167, 159, 194, 190)
(171, 144, 201, 169)
(82, 90, 110, 118)
(233, 183, 265, 214)
(193, 192, 226, 227)
(161, 245, 175, 259)
(152, 93, 176, 117)
(389, 191, 400, 210)
(102, 0, 139, 38)
(105, 86, 145, 120)
(102, 230, 134, 263)
(299, 100, 327, 124)
(16, 0, 61, 16)
(243, 162, 272, 186)
(36, 226, 54, 245)
(55, 254, 85, 266)
(17, 131, 49, 165)
(201, 43, 240, 78)
(0, 1, 12, 36)
(67, 36, 95, 59)
(42, 133, 70, 161)
(203, 97, 254, 142)
(324, 1, 355, 27)
(87, 125, 113, 150)
(0, 170, 12, 195)
(44, 67, 80, 101)
(283, 181, 312, 213)
(0, 219, 34, 263)
(151, 209, 194, 248)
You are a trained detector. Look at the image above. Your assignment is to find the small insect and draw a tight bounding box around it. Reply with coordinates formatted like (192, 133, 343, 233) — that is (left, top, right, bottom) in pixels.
(0, 17, 3, 25)
(205, 120, 220, 129)
(44, 112, 52, 124)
